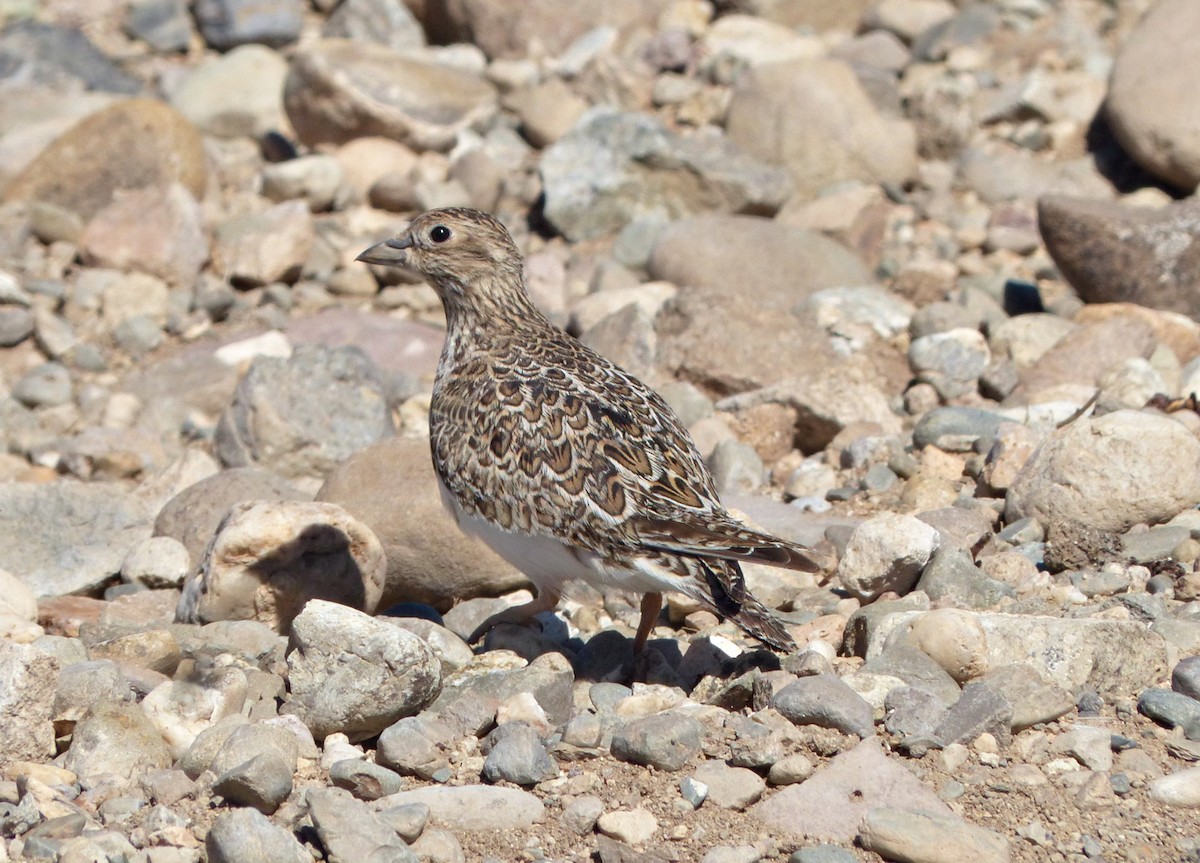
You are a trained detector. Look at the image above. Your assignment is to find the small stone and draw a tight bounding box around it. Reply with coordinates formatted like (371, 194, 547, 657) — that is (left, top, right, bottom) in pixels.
(329, 759, 404, 800)
(307, 787, 417, 862)
(481, 722, 558, 786)
(767, 753, 814, 786)
(596, 808, 658, 845)
(691, 761, 765, 810)
(193, 0, 302, 50)
(908, 608, 989, 683)
(1138, 688, 1200, 738)
(561, 795, 604, 835)
(13, 362, 72, 408)
(120, 536, 191, 589)
(1051, 725, 1113, 772)
(212, 752, 293, 814)
(837, 513, 940, 602)
(933, 681, 1013, 747)
(1173, 656, 1200, 701)
(205, 807, 309, 863)
(610, 713, 703, 772)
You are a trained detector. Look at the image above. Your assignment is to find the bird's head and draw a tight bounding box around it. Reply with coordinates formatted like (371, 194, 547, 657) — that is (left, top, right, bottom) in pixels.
(356, 208, 524, 301)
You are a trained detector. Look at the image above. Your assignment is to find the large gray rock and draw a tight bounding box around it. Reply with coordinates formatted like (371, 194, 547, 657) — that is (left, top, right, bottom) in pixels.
(0, 641, 58, 762)
(283, 39, 497, 150)
(307, 787, 418, 862)
(215, 345, 394, 481)
(1006, 410, 1200, 532)
(316, 436, 525, 612)
(176, 500, 386, 633)
(540, 108, 792, 242)
(726, 57, 916, 196)
(0, 481, 152, 597)
(206, 807, 309, 863)
(281, 600, 441, 742)
(1104, 0, 1200, 191)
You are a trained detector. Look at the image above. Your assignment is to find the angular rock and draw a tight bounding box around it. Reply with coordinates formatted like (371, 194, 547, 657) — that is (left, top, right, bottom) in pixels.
(63, 700, 172, 782)
(691, 761, 766, 810)
(125, 0, 193, 53)
(1174, 655, 1200, 702)
(979, 664, 1073, 731)
(0, 481, 152, 597)
(281, 600, 441, 741)
(317, 436, 525, 612)
(611, 712, 704, 772)
(176, 500, 386, 633)
(170, 44, 289, 138)
(1039, 195, 1200, 316)
(540, 108, 792, 242)
(193, 0, 303, 50)
(771, 675, 875, 738)
(481, 722, 558, 786)
(0, 641, 58, 763)
(1006, 410, 1200, 532)
(283, 39, 497, 151)
(80, 183, 206, 286)
(750, 738, 951, 842)
(916, 546, 1014, 610)
(932, 681, 1013, 746)
(213, 753, 294, 815)
(868, 612, 1169, 698)
(206, 807, 309, 863)
(308, 787, 417, 863)
(215, 344, 393, 480)
(212, 200, 313, 287)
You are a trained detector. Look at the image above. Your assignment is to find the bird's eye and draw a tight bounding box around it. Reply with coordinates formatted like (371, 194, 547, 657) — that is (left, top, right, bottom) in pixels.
(430, 225, 451, 243)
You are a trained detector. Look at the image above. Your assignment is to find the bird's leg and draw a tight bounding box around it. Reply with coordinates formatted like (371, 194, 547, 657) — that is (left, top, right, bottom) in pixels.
(468, 586, 562, 644)
(633, 591, 663, 654)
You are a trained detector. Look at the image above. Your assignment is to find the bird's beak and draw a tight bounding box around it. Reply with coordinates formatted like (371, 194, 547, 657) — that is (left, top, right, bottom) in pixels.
(356, 235, 413, 267)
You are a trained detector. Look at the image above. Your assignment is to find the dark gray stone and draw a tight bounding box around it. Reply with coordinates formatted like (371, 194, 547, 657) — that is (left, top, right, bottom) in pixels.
(1138, 688, 1200, 739)
(790, 845, 858, 863)
(610, 713, 703, 772)
(842, 594, 930, 658)
(884, 686, 948, 740)
(771, 674, 875, 738)
(933, 681, 1013, 746)
(213, 752, 293, 814)
(193, 0, 303, 50)
(1173, 655, 1200, 702)
(426, 653, 574, 732)
(481, 722, 558, 786)
(912, 407, 1004, 451)
(377, 715, 457, 780)
(12, 361, 72, 407)
(916, 545, 1015, 610)
(1121, 526, 1192, 564)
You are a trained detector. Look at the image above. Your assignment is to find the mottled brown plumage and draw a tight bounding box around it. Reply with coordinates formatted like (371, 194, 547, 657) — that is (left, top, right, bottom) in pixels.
(357, 208, 822, 653)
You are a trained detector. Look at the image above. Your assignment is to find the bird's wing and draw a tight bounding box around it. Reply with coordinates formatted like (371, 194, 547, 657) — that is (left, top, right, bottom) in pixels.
(632, 513, 826, 576)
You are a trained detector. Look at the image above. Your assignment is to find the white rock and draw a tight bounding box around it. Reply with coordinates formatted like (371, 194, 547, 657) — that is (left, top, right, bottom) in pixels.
(597, 808, 658, 845)
(908, 609, 989, 683)
(1149, 767, 1200, 807)
(214, 331, 294, 366)
(837, 513, 941, 602)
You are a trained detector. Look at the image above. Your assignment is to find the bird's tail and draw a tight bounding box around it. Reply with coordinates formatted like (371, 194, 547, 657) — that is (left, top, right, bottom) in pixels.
(694, 558, 798, 653)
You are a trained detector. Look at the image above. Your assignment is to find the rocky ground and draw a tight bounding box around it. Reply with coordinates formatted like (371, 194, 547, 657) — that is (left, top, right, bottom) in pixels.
(3, 0, 1200, 861)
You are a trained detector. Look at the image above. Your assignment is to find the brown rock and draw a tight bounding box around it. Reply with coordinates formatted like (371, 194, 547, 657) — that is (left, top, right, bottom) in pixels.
(1039, 195, 1200, 318)
(1007, 313, 1157, 405)
(2, 98, 206, 221)
(283, 39, 498, 151)
(80, 184, 207, 286)
(649, 215, 870, 395)
(316, 436, 526, 612)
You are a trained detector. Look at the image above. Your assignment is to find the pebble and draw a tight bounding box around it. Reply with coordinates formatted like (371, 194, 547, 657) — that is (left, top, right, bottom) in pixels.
(837, 513, 941, 602)
(1138, 688, 1200, 739)
(1149, 767, 1200, 808)
(771, 674, 875, 738)
(691, 761, 766, 810)
(480, 721, 558, 786)
(610, 713, 703, 772)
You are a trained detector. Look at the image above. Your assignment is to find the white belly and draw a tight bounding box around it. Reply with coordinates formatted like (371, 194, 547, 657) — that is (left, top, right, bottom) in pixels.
(436, 476, 677, 596)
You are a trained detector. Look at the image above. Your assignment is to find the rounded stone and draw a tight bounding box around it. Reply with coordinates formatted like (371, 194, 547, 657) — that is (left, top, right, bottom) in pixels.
(908, 608, 989, 683)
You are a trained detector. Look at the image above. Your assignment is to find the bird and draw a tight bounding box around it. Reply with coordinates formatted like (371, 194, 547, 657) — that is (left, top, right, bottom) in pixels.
(357, 207, 823, 654)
